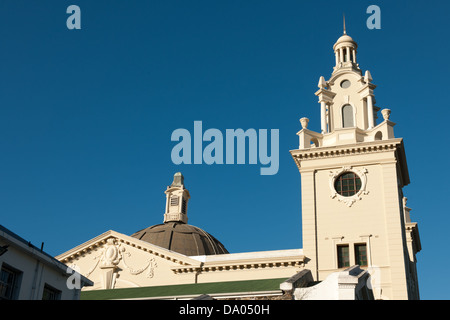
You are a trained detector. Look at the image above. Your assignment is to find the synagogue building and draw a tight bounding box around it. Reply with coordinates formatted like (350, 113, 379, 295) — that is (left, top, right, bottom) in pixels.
(56, 25, 421, 300)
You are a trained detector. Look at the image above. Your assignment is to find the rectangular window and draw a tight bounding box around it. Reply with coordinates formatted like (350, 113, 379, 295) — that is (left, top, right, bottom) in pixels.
(181, 198, 187, 214)
(342, 104, 354, 128)
(170, 196, 178, 206)
(355, 243, 368, 267)
(337, 245, 350, 269)
(0, 265, 22, 300)
(42, 284, 61, 300)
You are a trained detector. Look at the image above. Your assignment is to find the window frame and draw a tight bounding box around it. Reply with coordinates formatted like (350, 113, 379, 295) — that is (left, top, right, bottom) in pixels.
(337, 244, 350, 269)
(354, 243, 368, 267)
(42, 283, 62, 300)
(329, 166, 369, 207)
(334, 172, 362, 197)
(181, 198, 187, 214)
(341, 104, 355, 128)
(340, 80, 351, 89)
(0, 264, 22, 300)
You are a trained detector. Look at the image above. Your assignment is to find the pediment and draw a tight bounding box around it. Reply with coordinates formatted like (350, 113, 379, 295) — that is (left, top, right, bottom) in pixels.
(56, 230, 202, 269)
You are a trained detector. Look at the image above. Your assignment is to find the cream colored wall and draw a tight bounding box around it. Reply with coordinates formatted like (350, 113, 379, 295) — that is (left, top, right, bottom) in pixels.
(66, 241, 198, 291)
(328, 72, 367, 131)
(298, 147, 410, 300)
(60, 233, 305, 292)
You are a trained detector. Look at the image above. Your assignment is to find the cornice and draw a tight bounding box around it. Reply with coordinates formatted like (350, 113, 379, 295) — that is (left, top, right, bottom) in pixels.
(171, 255, 305, 274)
(290, 138, 404, 169)
(329, 67, 362, 81)
(315, 88, 336, 102)
(296, 128, 324, 138)
(405, 222, 421, 253)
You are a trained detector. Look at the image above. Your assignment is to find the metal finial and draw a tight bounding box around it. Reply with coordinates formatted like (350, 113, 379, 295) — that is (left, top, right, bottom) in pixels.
(343, 14, 347, 35)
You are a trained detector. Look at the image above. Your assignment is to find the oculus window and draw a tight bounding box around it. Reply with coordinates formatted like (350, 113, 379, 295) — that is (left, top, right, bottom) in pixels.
(334, 172, 362, 197)
(340, 80, 351, 88)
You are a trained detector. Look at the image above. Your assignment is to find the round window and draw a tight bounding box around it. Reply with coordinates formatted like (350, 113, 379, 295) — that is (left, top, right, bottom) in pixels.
(334, 172, 362, 197)
(340, 80, 351, 89)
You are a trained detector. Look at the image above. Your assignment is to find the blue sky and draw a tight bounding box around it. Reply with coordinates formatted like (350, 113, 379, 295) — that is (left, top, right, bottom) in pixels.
(0, 0, 448, 299)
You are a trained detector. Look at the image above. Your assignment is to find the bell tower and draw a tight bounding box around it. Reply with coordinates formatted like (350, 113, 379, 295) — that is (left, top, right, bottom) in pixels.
(290, 23, 421, 300)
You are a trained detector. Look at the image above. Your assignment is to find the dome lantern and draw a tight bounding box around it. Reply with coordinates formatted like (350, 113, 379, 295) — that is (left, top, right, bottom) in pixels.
(164, 172, 190, 224)
(130, 173, 228, 256)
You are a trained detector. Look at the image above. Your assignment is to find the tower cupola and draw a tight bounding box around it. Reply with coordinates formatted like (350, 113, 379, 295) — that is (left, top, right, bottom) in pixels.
(332, 16, 361, 75)
(295, 18, 397, 150)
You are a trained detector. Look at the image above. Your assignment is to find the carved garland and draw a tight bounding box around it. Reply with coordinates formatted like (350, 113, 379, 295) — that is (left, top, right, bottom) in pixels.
(121, 252, 157, 278)
(81, 238, 158, 279)
(329, 166, 369, 207)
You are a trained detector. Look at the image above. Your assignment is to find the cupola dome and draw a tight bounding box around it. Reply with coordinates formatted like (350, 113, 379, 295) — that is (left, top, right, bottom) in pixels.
(130, 173, 229, 256)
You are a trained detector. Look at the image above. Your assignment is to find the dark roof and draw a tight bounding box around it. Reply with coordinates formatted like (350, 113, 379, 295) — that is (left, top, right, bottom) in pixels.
(130, 222, 228, 256)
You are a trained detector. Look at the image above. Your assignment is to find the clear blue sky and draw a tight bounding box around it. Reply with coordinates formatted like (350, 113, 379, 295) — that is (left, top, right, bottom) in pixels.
(0, 0, 448, 300)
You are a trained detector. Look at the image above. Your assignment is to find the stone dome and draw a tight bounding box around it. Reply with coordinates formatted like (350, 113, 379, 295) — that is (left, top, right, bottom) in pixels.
(336, 34, 354, 44)
(131, 222, 229, 256)
(133, 172, 229, 256)
(333, 34, 357, 50)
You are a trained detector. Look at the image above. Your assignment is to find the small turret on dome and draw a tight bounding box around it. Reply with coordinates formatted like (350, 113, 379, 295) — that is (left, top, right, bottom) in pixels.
(164, 172, 190, 224)
(130, 173, 229, 256)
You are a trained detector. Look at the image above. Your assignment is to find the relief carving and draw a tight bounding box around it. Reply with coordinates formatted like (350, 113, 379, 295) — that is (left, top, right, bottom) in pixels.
(81, 237, 159, 289)
(122, 253, 158, 278)
(101, 238, 124, 269)
(329, 166, 369, 207)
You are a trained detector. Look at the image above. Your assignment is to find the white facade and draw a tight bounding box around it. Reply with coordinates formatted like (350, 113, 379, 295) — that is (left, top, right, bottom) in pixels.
(0, 225, 93, 300)
(290, 25, 421, 300)
(294, 266, 372, 300)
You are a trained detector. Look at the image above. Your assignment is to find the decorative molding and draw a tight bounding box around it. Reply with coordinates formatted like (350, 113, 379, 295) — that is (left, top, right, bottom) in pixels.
(344, 95, 350, 104)
(59, 231, 198, 267)
(122, 253, 157, 278)
(292, 141, 397, 161)
(85, 255, 101, 277)
(100, 238, 123, 269)
(329, 166, 369, 207)
(171, 257, 305, 274)
(290, 140, 402, 172)
(78, 237, 159, 282)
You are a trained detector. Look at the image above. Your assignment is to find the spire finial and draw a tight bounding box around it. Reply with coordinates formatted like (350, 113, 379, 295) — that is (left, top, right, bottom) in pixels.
(171, 172, 185, 187)
(343, 13, 347, 35)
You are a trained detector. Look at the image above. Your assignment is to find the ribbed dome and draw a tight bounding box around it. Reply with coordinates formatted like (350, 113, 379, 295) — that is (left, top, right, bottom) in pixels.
(131, 222, 229, 256)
